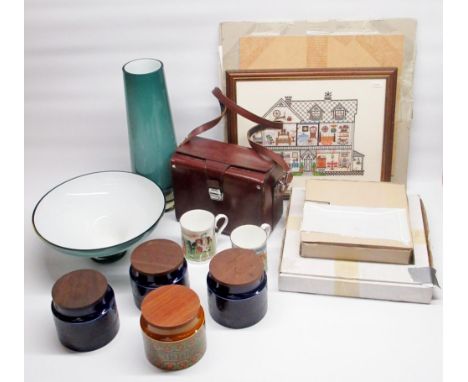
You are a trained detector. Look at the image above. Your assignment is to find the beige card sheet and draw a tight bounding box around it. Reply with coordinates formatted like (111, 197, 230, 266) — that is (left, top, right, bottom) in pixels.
(219, 19, 417, 184)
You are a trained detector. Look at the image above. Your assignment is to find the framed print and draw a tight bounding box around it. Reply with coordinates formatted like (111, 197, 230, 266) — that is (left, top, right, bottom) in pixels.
(226, 68, 397, 182)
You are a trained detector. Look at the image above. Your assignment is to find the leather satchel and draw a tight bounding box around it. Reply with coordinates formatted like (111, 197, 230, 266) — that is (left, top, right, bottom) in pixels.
(171, 87, 292, 234)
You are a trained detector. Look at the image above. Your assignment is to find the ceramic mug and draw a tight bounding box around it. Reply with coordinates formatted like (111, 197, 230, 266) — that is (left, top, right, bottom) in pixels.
(230, 223, 271, 270)
(180, 209, 228, 262)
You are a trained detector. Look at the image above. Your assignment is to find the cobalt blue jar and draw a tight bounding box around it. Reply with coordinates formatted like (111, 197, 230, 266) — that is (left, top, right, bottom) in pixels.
(51, 269, 120, 352)
(130, 239, 189, 309)
(207, 248, 267, 329)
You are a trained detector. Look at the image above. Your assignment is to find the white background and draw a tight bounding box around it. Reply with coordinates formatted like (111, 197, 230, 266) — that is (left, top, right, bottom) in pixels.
(25, 0, 442, 381)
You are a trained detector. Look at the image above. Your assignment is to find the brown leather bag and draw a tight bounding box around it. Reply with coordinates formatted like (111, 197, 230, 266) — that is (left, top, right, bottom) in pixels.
(171, 87, 292, 234)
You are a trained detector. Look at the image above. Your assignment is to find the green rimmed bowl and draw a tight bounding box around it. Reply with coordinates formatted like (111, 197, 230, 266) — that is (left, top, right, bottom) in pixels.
(32, 171, 165, 263)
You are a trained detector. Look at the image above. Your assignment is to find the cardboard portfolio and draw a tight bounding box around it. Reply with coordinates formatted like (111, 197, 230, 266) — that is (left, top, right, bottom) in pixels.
(219, 19, 417, 184)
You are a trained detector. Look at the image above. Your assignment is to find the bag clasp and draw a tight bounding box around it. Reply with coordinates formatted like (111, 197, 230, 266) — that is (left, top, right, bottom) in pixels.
(208, 187, 224, 201)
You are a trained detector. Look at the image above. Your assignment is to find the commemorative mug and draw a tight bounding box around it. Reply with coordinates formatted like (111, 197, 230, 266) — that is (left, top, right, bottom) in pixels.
(230, 223, 271, 270)
(180, 209, 228, 262)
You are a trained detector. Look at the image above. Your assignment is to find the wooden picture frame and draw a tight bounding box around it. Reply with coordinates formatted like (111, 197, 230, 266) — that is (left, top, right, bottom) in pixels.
(226, 68, 397, 181)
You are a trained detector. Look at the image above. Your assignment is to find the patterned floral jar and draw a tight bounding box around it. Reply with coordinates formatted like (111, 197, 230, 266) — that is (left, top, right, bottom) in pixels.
(130, 239, 189, 309)
(207, 248, 267, 329)
(51, 269, 120, 352)
(140, 285, 207, 370)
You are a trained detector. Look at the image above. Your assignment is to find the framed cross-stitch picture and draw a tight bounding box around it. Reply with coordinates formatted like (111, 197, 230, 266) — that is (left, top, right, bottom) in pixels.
(226, 68, 398, 182)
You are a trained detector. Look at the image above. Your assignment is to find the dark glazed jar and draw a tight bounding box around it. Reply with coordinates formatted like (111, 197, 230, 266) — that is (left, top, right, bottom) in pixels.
(51, 269, 120, 352)
(140, 285, 207, 370)
(130, 239, 189, 309)
(207, 248, 267, 329)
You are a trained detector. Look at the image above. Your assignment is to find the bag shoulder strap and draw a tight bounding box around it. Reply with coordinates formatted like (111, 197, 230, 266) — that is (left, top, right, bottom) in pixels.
(182, 87, 292, 186)
(212, 87, 292, 185)
(181, 106, 227, 145)
(211, 87, 280, 129)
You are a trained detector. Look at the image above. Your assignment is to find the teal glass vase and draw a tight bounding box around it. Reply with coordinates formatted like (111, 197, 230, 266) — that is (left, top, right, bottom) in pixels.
(123, 58, 177, 210)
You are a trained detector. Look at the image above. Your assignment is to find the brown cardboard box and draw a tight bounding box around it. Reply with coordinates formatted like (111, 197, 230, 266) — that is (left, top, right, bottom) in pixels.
(300, 180, 413, 264)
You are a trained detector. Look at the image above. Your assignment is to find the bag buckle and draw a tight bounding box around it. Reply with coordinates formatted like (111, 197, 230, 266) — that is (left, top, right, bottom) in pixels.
(279, 171, 292, 193)
(208, 187, 224, 201)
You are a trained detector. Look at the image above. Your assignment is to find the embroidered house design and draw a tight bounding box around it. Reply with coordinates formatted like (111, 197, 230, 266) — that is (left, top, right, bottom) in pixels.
(254, 92, 364, 175)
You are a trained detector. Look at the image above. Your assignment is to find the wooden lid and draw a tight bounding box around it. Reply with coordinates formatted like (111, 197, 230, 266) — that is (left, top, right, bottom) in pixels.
(52, 269, 108, 311)
(209, 248, 263, 289)
(141, 285, 200, 329)
(131, 239, 184, 275)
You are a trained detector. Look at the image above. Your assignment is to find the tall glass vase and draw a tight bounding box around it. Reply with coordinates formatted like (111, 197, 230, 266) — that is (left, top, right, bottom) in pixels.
(123, 58, 177, 210)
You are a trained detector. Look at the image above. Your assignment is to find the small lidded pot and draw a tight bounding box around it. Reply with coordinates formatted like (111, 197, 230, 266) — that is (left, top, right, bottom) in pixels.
(140, 285, 207, 370)
(51, 269, 120, 352)
(207, 248, 267, 329)
(130, 239, 189, 309)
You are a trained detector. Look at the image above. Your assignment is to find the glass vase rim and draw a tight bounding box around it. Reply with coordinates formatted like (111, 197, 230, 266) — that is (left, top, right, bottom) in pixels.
(122, 58, 164, 76)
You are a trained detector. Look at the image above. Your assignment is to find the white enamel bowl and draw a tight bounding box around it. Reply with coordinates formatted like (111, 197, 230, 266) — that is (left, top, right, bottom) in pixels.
(32, 171, 165, 262)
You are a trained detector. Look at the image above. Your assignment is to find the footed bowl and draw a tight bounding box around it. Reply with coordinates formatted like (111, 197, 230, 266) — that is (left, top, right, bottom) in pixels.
(33, 171, 165, 263)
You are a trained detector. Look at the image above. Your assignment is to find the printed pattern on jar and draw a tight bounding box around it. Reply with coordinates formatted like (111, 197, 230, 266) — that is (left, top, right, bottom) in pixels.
(142, 324, 207, 370)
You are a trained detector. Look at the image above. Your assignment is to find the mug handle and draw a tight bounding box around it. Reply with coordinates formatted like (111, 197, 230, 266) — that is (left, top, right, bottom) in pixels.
(260, 223, 272, 237)
(214, 214, 228, 236)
